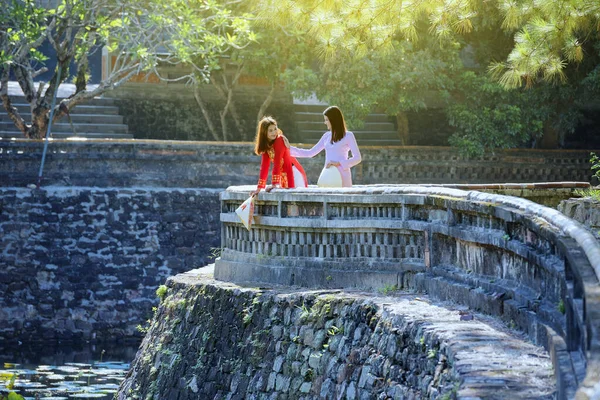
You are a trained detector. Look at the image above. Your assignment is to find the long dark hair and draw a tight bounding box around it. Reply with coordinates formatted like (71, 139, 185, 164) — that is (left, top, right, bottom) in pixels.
(254, 116, 277, 155)
(324, 106, 347, 143)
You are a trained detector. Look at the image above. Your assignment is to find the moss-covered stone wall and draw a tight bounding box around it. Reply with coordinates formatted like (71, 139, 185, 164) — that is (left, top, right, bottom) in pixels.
(119, 278, 458, 400)
(118, 270, 555, 400)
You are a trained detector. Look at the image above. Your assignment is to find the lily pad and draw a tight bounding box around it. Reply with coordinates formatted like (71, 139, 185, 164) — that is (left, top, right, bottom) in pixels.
(46, 374, 68, 381)
(13, 381, 46, 388)
(40, 398, 69, 400)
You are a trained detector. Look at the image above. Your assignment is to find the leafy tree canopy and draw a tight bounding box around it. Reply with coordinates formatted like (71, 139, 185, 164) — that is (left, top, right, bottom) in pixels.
(256, 0, 600, 88)
(254, 0, 600, 154)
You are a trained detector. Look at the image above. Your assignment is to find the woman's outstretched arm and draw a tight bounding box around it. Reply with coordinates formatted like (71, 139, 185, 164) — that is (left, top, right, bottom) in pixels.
(290, 132, 328, 158)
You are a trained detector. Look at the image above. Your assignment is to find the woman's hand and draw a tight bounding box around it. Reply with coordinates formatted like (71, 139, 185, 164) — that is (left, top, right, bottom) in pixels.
(326, 161, 341, 168)
(250, 188, 261, 197)
(265, 184, 280, 193)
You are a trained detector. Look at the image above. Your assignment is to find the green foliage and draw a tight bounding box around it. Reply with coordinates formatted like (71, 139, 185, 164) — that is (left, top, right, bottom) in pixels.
(279, 29, 461, 129)
(208, 247, 223, 261)
(379, 284, 398, 296)
(0, 371, 24, 400)
(574, 188, 600, 201)
(297, 301, 312, 321)
(447, 72, 549, 157)
(137, 306, 158, 334)
(327, 325, 341, 336)
(156, 285, 168, 302)
(591, 153, 600, 182)
(558, 299, 566, 315)
(1, 0, 254, 138)
(573, 152, 600, 198)
(260, 0, 600, 88)
(4, 393, 25, 400)
(255, 0, 600, 152)
(490, 0, 600, 88)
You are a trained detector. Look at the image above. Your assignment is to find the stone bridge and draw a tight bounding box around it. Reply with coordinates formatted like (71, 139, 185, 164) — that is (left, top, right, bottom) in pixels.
(3, 140, 600, 398)
(213, 185, 600, 399)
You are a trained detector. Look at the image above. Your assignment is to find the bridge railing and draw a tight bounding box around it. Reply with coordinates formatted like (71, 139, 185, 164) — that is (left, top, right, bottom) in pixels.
(216, 185, 600, 400)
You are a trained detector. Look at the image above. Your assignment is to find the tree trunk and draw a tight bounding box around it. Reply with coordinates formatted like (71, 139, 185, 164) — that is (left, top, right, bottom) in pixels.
(540, 119, 560, 149)
(75, 54, 88, 94)
(396, 112, 410, 145)
(228, 101, 245, 140)
(209, 64, 245, 140)
(194, 86, 221, 141)
(31, 106, 49, 139)
(220, 86, 234, 142)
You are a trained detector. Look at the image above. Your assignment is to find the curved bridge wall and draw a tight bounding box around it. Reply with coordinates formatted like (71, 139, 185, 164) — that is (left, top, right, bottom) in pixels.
(216, 186, 600, 399)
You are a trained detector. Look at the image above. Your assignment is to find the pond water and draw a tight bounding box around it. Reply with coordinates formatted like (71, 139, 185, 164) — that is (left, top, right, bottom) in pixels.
(0, 342, 139, 399)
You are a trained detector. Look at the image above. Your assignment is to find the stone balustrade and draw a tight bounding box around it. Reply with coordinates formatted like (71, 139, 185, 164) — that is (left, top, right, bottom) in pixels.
(216, 185, 600, 399)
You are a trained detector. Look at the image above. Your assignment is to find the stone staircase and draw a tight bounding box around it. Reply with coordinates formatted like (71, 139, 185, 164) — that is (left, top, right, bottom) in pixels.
(0, 96, 132, 139)
(293, 104, 399, 146)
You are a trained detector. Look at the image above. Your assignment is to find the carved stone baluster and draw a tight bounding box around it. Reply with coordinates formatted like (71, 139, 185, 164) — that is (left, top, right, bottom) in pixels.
(306, 232, 313, 257)
(295, 232, 301, 257)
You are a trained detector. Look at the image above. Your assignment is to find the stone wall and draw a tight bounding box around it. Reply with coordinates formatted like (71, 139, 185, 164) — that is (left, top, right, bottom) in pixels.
(117, 269, 554, 400)
(0, 187, 220, 344)
(558, 197, 600, 237)
(0, 139, 596, 189)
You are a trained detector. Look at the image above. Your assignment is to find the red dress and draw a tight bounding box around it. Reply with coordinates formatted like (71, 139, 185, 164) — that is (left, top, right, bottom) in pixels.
(257, 136, 308, 189)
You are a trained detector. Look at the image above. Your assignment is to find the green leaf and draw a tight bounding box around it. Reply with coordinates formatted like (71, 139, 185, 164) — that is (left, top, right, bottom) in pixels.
(8, 392, 25, 400)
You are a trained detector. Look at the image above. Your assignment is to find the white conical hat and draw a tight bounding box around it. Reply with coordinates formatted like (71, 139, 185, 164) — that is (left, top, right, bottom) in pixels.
(235, 195, 255, 230)
(317, 166, 343, 188)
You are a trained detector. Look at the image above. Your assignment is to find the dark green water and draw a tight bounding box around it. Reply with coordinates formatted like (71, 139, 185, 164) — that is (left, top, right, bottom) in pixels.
(0, 343, 139, 399)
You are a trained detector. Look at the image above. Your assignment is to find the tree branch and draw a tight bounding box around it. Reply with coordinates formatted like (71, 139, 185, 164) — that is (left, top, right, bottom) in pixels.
(1, 67, 29, 137)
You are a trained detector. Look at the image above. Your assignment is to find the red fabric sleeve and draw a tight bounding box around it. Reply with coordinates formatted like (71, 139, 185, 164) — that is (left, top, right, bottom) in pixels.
(257, 153, 270, 189)
(271, 138, 285, 186)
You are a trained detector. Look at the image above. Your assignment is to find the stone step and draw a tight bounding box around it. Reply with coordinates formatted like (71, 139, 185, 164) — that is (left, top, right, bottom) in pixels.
(7, 95, 117, 106)
(297, 120, 395, 132)
(0, 113, 124, 124)
(0, 130, 133, 139)
(0, 121, 128, 134)
(295, 111, 393, 123)
(5, 103, 121, 116)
